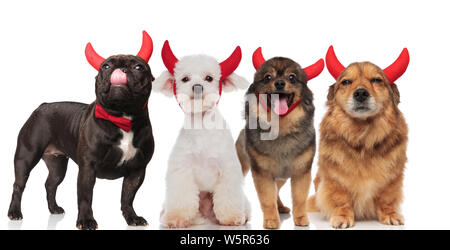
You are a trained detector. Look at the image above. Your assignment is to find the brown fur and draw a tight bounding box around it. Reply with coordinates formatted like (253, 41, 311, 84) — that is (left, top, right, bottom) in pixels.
(236, 57, 316, 229)
(308, 62, 408, 229)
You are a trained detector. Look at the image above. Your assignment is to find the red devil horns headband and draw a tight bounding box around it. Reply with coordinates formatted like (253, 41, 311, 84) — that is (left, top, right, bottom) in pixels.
(85, 31, 153, 71)
(252, 47, 324, 81)
(162, 40, 242, 81)
(326, 46, 410, 84)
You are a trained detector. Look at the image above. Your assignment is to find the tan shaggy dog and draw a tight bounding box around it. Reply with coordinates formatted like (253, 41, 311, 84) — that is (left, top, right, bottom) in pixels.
(307, 46, 410, 229)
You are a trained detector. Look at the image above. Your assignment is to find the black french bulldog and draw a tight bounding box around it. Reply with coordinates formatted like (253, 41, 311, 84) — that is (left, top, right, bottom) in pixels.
(7, 31, 155, 230)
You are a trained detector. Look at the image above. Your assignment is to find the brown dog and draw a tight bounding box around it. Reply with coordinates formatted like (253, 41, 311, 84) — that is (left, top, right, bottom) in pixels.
(307, 46, 409, 229)
(236, 48, 324, 229)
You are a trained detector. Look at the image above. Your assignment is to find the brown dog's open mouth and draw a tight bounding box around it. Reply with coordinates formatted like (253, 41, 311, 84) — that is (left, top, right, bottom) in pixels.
(259, 92, 295, 116)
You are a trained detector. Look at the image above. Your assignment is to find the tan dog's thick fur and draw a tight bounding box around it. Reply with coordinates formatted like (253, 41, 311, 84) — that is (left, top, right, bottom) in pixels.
(308, 62, 408, 229)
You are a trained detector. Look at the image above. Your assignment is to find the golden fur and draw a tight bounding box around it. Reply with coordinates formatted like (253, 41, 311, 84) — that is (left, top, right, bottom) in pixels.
(307, 62, 408, 228)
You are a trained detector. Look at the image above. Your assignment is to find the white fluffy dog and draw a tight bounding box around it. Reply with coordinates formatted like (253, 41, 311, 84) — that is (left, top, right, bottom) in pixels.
(154, 41, 250, 228)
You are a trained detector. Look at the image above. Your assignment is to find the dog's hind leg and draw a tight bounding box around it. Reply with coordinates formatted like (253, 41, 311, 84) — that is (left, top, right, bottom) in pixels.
(43, 154, 68, 214)
(8, 142, 45, 220)
(276, 179, 291, 213)
(8, 107, 52, 220)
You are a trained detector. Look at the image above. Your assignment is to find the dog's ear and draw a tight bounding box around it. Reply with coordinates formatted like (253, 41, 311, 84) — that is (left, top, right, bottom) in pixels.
(222, 73, 250, 92)
(153, 71, 174, 97)
(390, 83, 401, 104)
(327, 83, 336, 101)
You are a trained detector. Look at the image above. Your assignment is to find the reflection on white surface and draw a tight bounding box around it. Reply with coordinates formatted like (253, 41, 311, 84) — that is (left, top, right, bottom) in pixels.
(4, 211, 406, 230)
(8, 220, 23, 230)
(47, 214, 65, 230)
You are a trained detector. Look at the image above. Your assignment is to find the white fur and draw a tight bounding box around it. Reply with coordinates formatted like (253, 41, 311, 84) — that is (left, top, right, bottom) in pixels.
(117, 116, 137, 166)
(345, 96, 381, 119)
(154, 54, 250, 227)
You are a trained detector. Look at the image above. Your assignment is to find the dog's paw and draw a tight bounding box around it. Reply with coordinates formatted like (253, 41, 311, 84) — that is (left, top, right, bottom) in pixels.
(126, 216, 148, 227)
(219, 215, 246, 226)
(379, 212, 404, 226)
(330, 215, 354, 229)
(49, 206, 65, 215)
(263, 218, 280, 229)
(293, 215, 310, 227)
(76, 218, 98, 230)
(165, 216, 191, 228)
(7, 209, 23, 221)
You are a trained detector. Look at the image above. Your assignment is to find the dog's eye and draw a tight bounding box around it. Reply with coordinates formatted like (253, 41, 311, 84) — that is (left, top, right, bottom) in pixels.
(370, 78, 382, 84)
(264, 75, 272, 83)
(182, 77, 190, 83)
(341, 80, 352, 85)
(134, 65, 143, 71)
(288, 74, 296, 83)
(205, 76, 213, 82)
(103, 64, 110, 70)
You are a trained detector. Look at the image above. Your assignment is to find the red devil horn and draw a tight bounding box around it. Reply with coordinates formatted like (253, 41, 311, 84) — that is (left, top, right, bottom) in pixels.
(303, 59, 325, 81)
(252, 47, 266, 70)
(383, 48, 409, 84)
(136, 30, 153, 62)
(161, 40, 179, 75)
(325, 46, 345, 80)
(85, 43, 105, 71)
(220, 46, 242, 81)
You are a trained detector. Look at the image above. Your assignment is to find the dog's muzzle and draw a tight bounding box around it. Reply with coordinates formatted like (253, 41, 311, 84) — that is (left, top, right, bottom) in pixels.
(110, 69, 127, 85)
(274, 80, 286, 90)
(353, 88, 370, 103)
(192, 84, 203, 98)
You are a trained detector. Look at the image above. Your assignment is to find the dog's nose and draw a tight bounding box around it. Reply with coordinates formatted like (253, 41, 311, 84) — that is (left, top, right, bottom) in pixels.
(192, 84, 203, 95)
(353, 88, 370, 102)
(275, 80, 286, 90)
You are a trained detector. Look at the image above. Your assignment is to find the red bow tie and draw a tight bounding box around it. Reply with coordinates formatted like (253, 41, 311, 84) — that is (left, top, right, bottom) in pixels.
(95, 104, 132, 132)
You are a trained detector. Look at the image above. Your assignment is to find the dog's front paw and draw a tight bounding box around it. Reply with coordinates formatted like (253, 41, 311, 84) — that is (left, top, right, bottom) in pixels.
(263, 218, 280, 229)
(330, 215, 354, 229)
(165, 215, 191, 228)
(219, 214, 246, 226)
(294, 215, 310, 227)
(125, 216, 148, 227)
(49, 206, 65, 215)
(76, 218, 98, 230)
(8, 208, 23, 221)
(379, 212, 404, 226)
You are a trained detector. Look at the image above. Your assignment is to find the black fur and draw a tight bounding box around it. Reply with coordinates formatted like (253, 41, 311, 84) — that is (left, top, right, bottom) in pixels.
(7, 55, 154, 230)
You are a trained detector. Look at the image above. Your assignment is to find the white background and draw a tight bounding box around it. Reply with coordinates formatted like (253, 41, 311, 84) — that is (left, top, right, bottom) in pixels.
(0, 0, 449, 230)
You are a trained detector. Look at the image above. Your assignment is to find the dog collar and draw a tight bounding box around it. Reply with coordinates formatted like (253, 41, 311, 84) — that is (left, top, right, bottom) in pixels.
(95, 104, 132, 132)
(255, 93, 302, 117)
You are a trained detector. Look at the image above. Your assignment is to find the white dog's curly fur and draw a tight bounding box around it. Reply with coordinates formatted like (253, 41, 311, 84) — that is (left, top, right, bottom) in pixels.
(154, 54, 250, 228)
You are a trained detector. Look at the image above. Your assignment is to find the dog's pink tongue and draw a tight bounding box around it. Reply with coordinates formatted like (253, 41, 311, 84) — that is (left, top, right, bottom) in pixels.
(273, 97, 289, 115)
(110, 69, 127, 85)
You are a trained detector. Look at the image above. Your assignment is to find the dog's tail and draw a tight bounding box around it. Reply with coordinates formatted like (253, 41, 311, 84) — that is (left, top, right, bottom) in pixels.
(235, 130, 250, 176)
(306, 195, 320, 213)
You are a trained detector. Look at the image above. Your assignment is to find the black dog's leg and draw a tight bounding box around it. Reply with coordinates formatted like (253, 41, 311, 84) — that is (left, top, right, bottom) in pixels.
(8, 145, 44, 220)
(76, 166, 97, 230)
(43, 155, 68, 214)
(121, 169, 148, 226)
